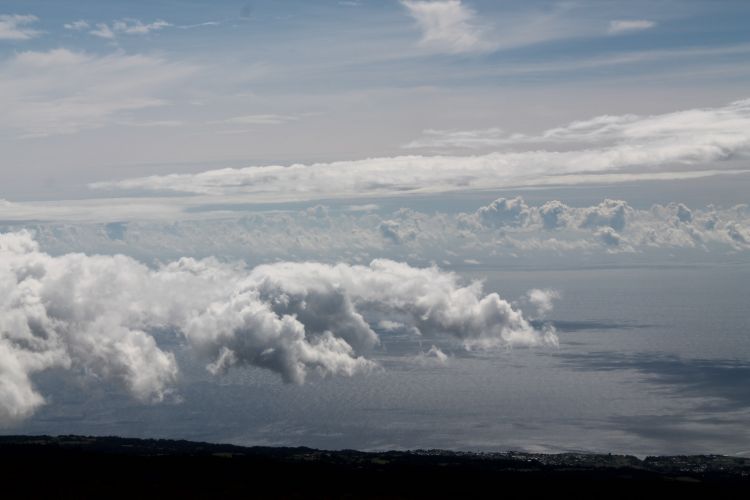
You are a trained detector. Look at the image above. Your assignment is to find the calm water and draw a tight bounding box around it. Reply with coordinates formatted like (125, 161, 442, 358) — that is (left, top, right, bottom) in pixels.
(10, 265, 750, 456)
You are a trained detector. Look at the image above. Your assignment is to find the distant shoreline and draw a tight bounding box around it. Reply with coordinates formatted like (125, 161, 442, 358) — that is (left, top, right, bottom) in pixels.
(1, 435, 747, 496)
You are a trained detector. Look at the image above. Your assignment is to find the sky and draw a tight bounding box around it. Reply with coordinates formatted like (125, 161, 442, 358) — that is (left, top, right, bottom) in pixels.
(1, 1, 749, 454)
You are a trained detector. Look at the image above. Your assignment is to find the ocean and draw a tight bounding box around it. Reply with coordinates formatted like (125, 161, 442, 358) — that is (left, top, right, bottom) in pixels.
(12, 264, 750, 457)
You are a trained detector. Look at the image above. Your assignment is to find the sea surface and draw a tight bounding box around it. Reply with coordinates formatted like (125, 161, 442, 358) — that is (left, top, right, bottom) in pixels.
(10, 264, 750, 457)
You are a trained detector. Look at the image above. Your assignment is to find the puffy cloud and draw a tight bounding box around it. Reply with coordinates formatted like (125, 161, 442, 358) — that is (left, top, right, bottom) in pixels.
(7, 196, 750, 264)
(400, 0, 492, 54)
(675, 203, 693, 223)
(539, 200, 569, 230)
(413, 345, 449, 366)
(608, 20, 656, 35)
(475, 197, 531, 228)
(0, 231, 551, 423)
(580, 199, 631, 231)
(0, 14, 40, 40)
(726, 222, 750, 245)
(91, 100, 750, 203)
(526, 289, 560, 318)
(596, 226, 624, 248)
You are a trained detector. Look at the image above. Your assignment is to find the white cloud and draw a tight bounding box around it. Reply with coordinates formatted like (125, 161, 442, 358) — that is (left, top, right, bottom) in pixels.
(400, 0, 492, 54)
(91, 18, 171, 39)
(0, 48, 195, 137)
(475, 197, 531, 228)
(0, 14, 40, 40)
(64, 20, 90, 31)
(608, 19, 656, 35)
(0, 231, 552, 424)
(406, 99, 750, 151)
(7, 195, 749, 278)
(91, 100, 750, 202)
(526, 289, 560, 318)
(90, 23, 115, 39)
(413, 345, 449, 366)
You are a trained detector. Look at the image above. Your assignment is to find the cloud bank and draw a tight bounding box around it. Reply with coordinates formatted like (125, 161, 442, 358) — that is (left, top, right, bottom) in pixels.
(0, 231, 553, 424)
(91, 100, 750, 202)
(6, 196, 748, 274)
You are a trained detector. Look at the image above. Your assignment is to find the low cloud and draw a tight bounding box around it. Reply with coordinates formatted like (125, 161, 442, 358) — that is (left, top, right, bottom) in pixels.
(474, 197, 531, 228)
(5, 197, 749, 262)
(413, 345, 450, 366)
(526, 289, 560, 318)
(0, 231, 552, 424)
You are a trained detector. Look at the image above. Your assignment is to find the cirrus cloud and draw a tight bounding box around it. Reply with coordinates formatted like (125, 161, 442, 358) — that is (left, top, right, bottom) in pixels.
(608, 19, 656, 35)
(0, 48, 195, 137)
(400, 0, 493, 54)
(0, 14, 40, 41)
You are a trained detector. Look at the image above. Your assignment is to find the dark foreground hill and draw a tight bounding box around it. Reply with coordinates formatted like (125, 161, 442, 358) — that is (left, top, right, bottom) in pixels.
(1, 435, 748, 497)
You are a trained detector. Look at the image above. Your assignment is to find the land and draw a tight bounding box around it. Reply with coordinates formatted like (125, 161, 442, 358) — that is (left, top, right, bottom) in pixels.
(1, 435, 748, 497)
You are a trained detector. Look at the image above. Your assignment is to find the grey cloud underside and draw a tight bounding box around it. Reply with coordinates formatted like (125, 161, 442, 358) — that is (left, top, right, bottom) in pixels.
(11, 197, 749, 264)
(0, 231, 554, 424)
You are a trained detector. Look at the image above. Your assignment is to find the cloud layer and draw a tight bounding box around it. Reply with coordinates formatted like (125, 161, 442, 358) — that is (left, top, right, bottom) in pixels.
(0, 48, 194, 137)
(6, 196, 748, 271)
(90, 100, 750, 202)
(0, 231, 552, 424)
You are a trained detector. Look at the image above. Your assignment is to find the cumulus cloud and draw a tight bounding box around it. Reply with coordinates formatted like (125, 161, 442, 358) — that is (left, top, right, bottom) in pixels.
(413, 345, 449, 366)
(0, 14, 40, 40)
(539, 200, 569, 230)
(526, 289, 560, 318)
(596, 226, 624, 248)
(608, 20, 656, 35)
(0, 231, 552, 423)
(474, 197, 531, 228)
(0, 48, 195, 137)
(6, 196, 749, 264)
(401, 0, 492, 54)
(580, 199, 631, 232)
(91, 100, 750, 202)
